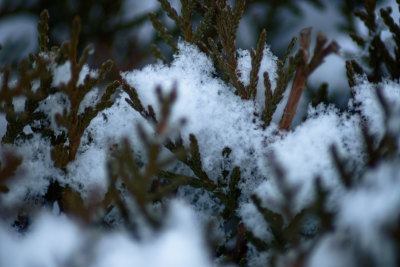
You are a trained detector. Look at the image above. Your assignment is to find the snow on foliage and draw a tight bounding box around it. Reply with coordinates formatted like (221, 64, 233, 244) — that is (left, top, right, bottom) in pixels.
(2, 39, 400, 266)
(122, 42, 275, 189)
(236, 46, 278, 109)
(351, 78, 400, 138)
(2, 2, 400, 265)
(0, 136, 61, 207)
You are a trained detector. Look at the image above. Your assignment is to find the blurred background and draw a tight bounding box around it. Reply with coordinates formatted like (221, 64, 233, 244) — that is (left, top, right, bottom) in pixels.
(0, 0, 394, 110)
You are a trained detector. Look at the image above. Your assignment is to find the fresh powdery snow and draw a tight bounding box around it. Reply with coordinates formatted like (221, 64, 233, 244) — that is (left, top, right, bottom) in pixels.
(121, 42, 278, 201)
(1, 40, 400, 267)
(0, 201, 212, 267)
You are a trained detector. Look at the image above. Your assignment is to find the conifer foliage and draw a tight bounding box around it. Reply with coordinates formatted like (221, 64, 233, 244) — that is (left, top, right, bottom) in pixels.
(1, 1, 400, 266)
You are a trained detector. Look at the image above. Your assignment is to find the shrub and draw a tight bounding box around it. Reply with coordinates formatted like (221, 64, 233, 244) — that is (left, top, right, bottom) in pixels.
(1, 0, 400, 266)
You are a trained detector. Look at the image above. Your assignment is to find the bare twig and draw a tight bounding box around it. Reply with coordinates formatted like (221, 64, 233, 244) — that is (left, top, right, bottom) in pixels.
(279, 28, 311, 131)
(279, 28, 339, 131)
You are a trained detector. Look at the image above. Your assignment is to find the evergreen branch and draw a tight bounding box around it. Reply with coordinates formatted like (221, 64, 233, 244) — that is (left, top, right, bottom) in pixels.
(380, 7, 400, 62)
(232, 0, 246, 35)
(307, 32, 339, 74)
(98, 80, 120, 108)
(370, 35, 399, 79)
(70, 16, 81, 66)
(283, 36, 297, 66)
(1, 57, 51, 144)
(261, 37, 300, 127)
(78, 44, 94, 71)
(149, 12, 178, 52)
(251, 194, 285, 250)
(246, 230, 270, 251)
(122, 82, 146, 114)
(158, 0, 181, 26)
(354, 0, 377, 33)
(188, 134, 212, 183)
(158, 170, 216, 191)
(155, 85, 177, 135)
(181, 0, 195, 41)
(346, 60, 364, 88)
(247, 29, 267, 99)
(49, 16, 115, 170)
(349, 32, 366, 48)
(193, 4, 215, 43)
(262, 72, 274, 126)
(229, 166, 241, 195)
(37, 10, 50, 53)
(151, 44, 166, 64)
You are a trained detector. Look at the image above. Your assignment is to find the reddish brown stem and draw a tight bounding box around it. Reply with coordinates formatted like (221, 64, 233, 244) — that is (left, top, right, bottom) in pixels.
(279, 65, 307, 131)
(279, 28, 311, 131)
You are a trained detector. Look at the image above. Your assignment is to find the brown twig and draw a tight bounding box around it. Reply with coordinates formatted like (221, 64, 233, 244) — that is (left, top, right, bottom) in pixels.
(279, 28, 311, 131)
(279, 28, 339, 131)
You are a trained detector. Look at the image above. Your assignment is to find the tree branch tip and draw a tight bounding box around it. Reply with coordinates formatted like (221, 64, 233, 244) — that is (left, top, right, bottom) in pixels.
(300, 27, 312, 38)
(300, 27, 312, 34)
(299, 27, 312, 52)
(329, 41, 341, 54)
(316, 31, 327, 43)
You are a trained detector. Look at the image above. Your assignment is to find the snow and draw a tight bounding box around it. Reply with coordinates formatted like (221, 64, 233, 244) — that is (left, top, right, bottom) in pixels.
(2, 41, 398, 263)
(121, 42, 273, 188)
(307, 233, 356, 267)
(92, 201, 211, 267)
(351, 77, 400, 138)
(0, 113, 7, 139)
(236, 45, 278, 110)
(336, 160, 400, 266)
(77, 64, 99, 87)
(0, 201, 212, 267)
(11, 96, 26, 113)
(51, 61, 71, 87)
(77, 87, 100, 115)
(35, 92, 70, 136)
(0, 136, 62, 207)
(2, 2, 400, 266)
(0, 213, 81, 267)
(239, 201, 272, 241)
(263, 105, 361, 212)
(239, 104, 362, 242)
(64, 145, 108, 197)
(307, 160, 400, 267)
(2, 40, 399, 265)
